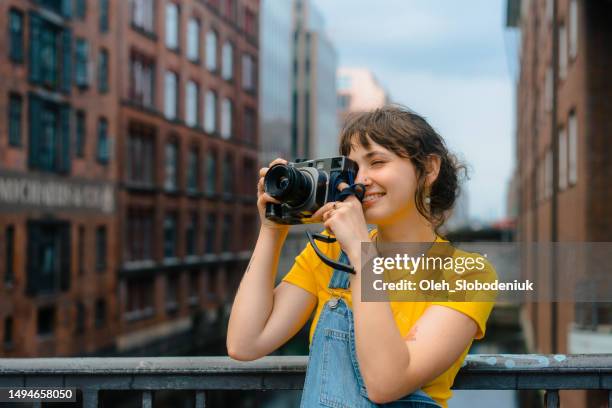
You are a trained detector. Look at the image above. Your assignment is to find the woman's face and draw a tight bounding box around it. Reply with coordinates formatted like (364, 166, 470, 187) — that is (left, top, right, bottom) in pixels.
(347, 136, 420, 226)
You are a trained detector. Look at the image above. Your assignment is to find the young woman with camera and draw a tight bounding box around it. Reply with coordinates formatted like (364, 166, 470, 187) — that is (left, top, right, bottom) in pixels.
(227, 105, 496, 407)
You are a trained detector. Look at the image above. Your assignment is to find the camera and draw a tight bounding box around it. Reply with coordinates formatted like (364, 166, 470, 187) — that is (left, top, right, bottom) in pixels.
(264, 156, 359, 224)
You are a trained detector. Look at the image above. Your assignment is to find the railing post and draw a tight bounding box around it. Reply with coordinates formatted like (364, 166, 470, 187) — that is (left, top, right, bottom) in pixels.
(83, 390, 99, 408)
(195, 390, 206, 408)
(544, 390, 560, 408)
(142, 390, 152, 408)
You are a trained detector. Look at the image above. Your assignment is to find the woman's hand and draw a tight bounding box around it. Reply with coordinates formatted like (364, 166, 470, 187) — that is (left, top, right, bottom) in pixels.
(312, 182, 371, 263)
(257, 158, 290, 233)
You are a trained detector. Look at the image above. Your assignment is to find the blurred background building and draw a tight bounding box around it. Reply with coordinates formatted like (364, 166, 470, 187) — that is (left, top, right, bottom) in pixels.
(506, 0, 612, 406)
(1, 0, 260, 358)
(336, 67, 390, 126)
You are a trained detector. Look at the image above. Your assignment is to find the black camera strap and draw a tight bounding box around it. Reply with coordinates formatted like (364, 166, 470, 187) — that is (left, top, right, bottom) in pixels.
(305, 183, 367, 274)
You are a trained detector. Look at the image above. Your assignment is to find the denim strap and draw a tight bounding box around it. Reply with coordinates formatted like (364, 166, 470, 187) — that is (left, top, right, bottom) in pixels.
(327, 251, 351, 290)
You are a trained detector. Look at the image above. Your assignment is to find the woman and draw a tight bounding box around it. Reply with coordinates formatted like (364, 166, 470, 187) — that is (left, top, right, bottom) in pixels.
(227, 105, 496, 407)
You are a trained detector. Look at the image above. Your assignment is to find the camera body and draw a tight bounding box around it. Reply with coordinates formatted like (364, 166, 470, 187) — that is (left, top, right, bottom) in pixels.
(264, 156, 359, 224)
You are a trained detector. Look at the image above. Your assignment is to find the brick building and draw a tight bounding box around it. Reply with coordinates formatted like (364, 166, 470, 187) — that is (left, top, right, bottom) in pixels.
(0, 0, 260, 357)
(507, 0, 611, 406)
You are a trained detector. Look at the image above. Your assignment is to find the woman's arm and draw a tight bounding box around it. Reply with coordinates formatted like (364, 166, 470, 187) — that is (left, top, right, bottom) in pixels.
(347, 257, 477, 404)
(227, 227, 317, 361)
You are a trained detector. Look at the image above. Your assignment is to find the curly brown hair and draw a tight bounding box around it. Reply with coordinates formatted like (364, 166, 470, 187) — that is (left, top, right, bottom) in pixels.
(339, 104, 467, 232)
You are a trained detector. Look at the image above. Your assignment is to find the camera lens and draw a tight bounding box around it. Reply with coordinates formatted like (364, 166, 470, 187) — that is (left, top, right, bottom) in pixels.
(264, 164, 312, 207)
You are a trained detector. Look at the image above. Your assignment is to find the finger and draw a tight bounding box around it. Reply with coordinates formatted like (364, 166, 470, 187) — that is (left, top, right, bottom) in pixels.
(259, 167, 269, 177)
(312, 202, 336, 219)
(268, 157, 288, 167)
(337, 181, 350, 191)
(260, 192, 281, 204)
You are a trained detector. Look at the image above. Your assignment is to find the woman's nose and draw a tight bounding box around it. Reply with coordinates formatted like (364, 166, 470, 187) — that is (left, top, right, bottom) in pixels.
(355, 171, 371, 186)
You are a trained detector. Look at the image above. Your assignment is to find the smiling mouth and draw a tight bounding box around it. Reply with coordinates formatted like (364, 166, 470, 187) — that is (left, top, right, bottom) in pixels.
(362, 193, 386, 205)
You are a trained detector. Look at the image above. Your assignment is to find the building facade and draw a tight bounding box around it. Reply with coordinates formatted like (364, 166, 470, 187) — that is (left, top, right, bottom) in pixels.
(336, 67, 390, 126)
(507, 0, 611, 406)
(0, 0, 260, 357)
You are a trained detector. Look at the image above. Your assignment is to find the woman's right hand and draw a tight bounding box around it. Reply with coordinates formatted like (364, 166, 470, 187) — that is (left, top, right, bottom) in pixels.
(257, 158, 290, 232)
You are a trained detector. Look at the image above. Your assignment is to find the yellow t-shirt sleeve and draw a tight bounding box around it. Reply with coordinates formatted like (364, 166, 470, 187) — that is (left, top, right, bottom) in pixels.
(281, 237, 323, 296)
(430, 300, 494, 340)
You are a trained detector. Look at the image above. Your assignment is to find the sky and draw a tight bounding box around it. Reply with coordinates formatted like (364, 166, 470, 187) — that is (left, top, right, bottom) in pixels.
(312, 0, 517, 222)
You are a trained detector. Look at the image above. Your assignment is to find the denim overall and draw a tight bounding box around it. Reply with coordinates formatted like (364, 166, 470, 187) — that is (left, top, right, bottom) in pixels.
(299, 250, 442, 408)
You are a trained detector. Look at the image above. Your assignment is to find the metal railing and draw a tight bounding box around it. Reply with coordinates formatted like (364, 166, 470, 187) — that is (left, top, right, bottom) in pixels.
(0, 354, 610, 407)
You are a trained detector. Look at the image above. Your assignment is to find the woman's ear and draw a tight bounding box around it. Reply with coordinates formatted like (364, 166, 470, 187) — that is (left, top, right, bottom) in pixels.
(425, 155, 442, 187)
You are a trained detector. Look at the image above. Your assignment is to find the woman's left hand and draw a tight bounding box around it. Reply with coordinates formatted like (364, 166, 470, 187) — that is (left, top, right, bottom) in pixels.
(311, 182, 371, 263)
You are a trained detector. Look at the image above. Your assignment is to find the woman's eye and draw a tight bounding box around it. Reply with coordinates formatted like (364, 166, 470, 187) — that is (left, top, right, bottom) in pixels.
(371, 161, 384, 166)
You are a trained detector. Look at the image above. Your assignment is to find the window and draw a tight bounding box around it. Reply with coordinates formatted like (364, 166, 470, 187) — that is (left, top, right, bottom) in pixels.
(75, 0, 87, 19)
(126, 208, 154, 262)
(205, 150, 217, 194)
(28, 95, 71, 173)
(187, 148, 199, 192)
(75, 110, 86, 157)
(220, 98, 233, 139)
(26, 221, 70, 295)
(222, 0, 235, 21)
(78, 225, 85, 275)
(9, 93, 22, 146)
(4, 317, 13, 346)
(37, 306, 55, 337)
(544, 148, 552, 199)
(185, 80, 199, 127)
(165, 274, 179, 314)
(188, 271, 199, 304)
(126, 278, 154, 320)
(163, 212, 178, 259)
(9, 9, 24, 63)
(98, 48, 109, 93)
(75, 302, 85, 334)
(164, 142, 178, 191)
(569, 0, 578, 60)
(75, 39, 89, 87)
(544, 67, 553, 113)
(242, 157, 256, 196)
(97, 117, 109, 164)
(131, 0, 154, 33)
(164, 71, 178, 119)
(5, 226, 15, 284)
(244, 8, 256, 37)
(127, 123, 155, 186)
(95, 226, 107, 272)
(186, 213, 198, 256)
(165, 3, 179, 50)
(29, 14, 72, 93)
(205, 213, 217, 253)
(95, 299, 106, 328)
(204, 90, 217, 133)
(568, 111, 578, 185)
(222, 214, 232, 252)
(243, 107, 256, 143)
(559, 24, 567, 80)
(129, 52, 155, 107)
(205, 30, 217, 72)
(222, 153, 233, 195)
(99, 0, 109, 32)
(558, 127, 567, 191)
(187, 18, 200, 61)
(221, 41, 234, 80)
(241, 54, 255, 91)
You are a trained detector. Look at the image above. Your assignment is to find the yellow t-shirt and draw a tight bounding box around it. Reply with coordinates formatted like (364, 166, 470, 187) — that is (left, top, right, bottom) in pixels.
(282, 228, 497, 408)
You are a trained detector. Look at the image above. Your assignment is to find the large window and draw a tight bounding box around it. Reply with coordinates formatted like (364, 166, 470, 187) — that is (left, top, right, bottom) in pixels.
(242, 54, 255, 91)
(220, 98, 233, 139)
(165, 274, 179, 314)
(28, 95, 71, 173)
(163, 212, 178, 259)
(95, 226, 107, 272)
(204, 90, 217, 133)
(164, 71, 178, 120)
(5, 226, 15, 285)
(9, 93, 22, 147)
(75, 110, 86, 158)
(568, 111, 578, 185)
(75, 0, 87, 20)
(127, 124, 155, 186)
(97, 117, 109, 164)
(204, 213, 217, 253)
(243, 107, 256, 144)
(222, 153, 233, 195)
(205, 150, 217, 194)
(187, 18, 200, 61)
(29, 14, 72, 93)
(26, 221, 70, 295)
(559, 23, 567, 80)
(164, 141, 178, 191)
(187, 148, 199, 192)
(222, 214, 232, 252)
(78, 225, 85, 275)
(95, 299, 106, 329)
(37, 306, 55, 337)
(126, 278, 154, 321)
(185, 80, 199, 127)
(126, 208, 154, 262)
(558, 127, 567, 191)
(9, 9, 24, 63)
(165, 3, 179, 50)
(75, 39, 89, 87)
(98, 48, 109, 93)
(186, 213, 198, 257)
(130, 0, 155, 33)
(205, 30, 217, 72)
(129, 52, 155, 107)
(75, 302, 85, 334)
(569, 0, 578, 60)
(221, 41, 234, 80)
(99, 0, 109, 32)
